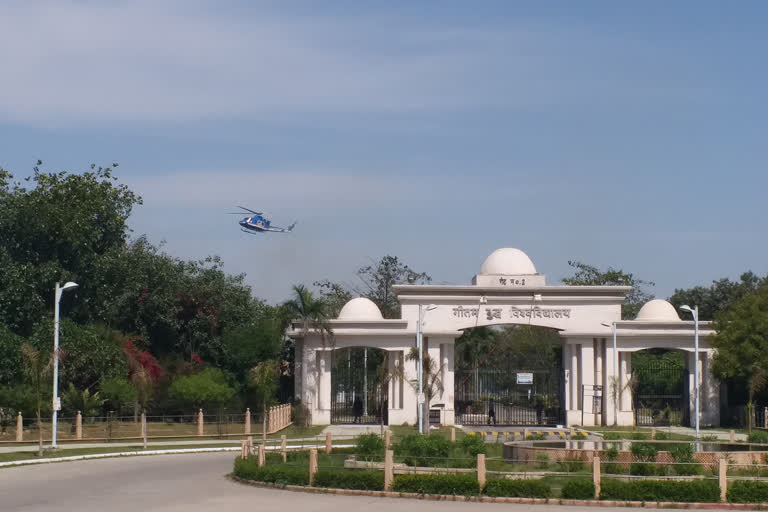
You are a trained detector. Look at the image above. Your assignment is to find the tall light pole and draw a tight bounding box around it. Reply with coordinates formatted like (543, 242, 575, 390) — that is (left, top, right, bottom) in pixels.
(417, 304, 437, 434)
(680, 305, 699, 439)
(601, 321, 618, 426)
(52, 281, 78, 449)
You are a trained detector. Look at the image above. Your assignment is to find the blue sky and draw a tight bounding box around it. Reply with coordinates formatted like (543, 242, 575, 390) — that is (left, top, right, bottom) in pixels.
(1, 1, 766, 304)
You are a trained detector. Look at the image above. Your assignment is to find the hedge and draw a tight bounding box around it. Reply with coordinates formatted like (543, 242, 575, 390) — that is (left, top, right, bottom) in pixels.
(599, 479, 720, 502)
(233, 457, 309, 486)
(727, 480, 768, 503)
(314, 469, 385, 491)
(393, 473, 480, 495)
(561, 479, 595, 499)
(483, 478, 551, 498)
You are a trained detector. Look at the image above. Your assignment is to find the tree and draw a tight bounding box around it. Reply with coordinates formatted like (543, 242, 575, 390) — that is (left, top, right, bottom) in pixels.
(315, 255, 431, 319)
(249, 360, 280, 443)
(710, 284, 768, 432)
(100, 377, 137, 416)
(562, 261, 654, 319)
(404, 347, 444, 433)
(20, 344, 53, 456)
(221, 314, 283, 384)
(61, 383, 104, 417)
(282, 285, 333, 342)
(168, 368, 235, 411)
(669, 272, 766, 321)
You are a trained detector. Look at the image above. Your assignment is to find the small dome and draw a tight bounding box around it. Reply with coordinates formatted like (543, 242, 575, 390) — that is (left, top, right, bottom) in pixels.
(337, 297, 384, 321)
(480, 248, 537, 275)
(635, 299, 681, 321)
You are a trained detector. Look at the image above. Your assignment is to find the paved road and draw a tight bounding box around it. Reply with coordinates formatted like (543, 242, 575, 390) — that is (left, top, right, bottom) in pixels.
(0, 452, 730, 511)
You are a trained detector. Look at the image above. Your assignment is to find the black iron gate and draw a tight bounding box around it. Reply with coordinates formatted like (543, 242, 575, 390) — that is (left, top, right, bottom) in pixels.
(632, 359, 689, 426)
(455, 367, 563, 426)
(330, 347, 387, 425)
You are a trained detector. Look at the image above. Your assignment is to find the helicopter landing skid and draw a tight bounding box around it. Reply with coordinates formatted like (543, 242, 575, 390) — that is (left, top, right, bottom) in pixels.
(240, 228, 260, 235)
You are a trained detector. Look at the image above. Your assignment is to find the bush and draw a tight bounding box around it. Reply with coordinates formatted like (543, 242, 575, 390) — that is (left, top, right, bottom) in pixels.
(602, 444, 623, 474)
(571, 431, 588, 440)
(631, 442, 658, 462)
(603, 432, 622, 440)
(233, 457, 309, 485)
(394, 434, 451, 466)
(629, 462, 660, 476)
(314, 469, 384, 490)
(168, 368, 235, 410)
(727, 480, 768, 503)
(600, 479, 720, 502)
(460, 434, 487, 457)
(666, 443, 700, 475)
(630, 432, 649, 440)
(100, 377, 137, 415)
(291, 400, 311, 428)
(748, 430, 768, 444)
(484, 478, 551, 498)
(526, 433, 547, 441)
(561, 479, 595, 499)
(393, 474, 480, 496)
(654, 431, 670, 440)
(355, 433, 385, 461)
(535, 453, 550, 469)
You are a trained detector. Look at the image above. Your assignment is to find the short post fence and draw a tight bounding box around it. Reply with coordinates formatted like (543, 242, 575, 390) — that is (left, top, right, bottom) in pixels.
(281, 435, 287, 462)
(258, 444, 265, 467)
(593, 455, 601, 499)
(385, 429, 391, 449)
(325, 432, 332, 454)
(477, 453, 486, 489)
(730, 429, 735, 443)
(244, 408, 251, 435)
(75, 411, 83, 440)
(719, 457, 727, 503)
(16, 412, 23, 442)
(309, 448, 318, 486)
(197, 409, 204, 436)
(384, 449, 394, 491)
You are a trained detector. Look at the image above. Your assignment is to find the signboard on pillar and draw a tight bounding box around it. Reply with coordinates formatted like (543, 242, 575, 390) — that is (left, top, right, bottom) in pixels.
(516, 373, 533, 385)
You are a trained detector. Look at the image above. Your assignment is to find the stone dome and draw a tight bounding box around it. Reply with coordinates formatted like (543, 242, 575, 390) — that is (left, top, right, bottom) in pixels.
(480, 248, 537, 275)
(635, 299, 681, 321)
(337, 297, 384, 321)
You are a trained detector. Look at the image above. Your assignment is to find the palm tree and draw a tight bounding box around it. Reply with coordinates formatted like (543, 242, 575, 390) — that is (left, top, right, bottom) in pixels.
(282, 284, 334, 345)
(21, 344, 54, 456)
(404, 347, 445, 434)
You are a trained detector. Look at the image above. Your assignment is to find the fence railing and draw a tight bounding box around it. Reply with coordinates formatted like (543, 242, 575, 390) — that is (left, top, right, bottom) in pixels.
(0, 406, 291, 444)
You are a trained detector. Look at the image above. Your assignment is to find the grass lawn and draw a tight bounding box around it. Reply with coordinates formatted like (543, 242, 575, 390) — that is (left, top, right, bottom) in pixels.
(0, 443, 243, 464)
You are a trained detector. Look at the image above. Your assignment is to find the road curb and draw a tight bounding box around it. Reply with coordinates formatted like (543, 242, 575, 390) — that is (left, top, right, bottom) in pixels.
(229, 475, 768, 509)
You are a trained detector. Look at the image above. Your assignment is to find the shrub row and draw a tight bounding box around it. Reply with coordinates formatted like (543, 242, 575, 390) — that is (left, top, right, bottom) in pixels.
(393, 474, 480, 495)
(600, 479, 720, 503)
(484, 478, 551, 498)
(314, 469, 384, 490)
(728, 480, 768, 503)
(233, 457, 309, 486)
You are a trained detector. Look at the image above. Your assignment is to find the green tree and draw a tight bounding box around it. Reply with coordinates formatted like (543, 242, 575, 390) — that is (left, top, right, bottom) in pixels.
(562, 261, 654, 319)
(249, 360, 280, 442)
(0, 324, 24, 386)
(100, 377, 137, 416)
(61, 382, 104, 417)
(221, 314, 283, 384)
(404, 347, 444, 433)
(315, 255, 431, 319)
(282, 284, 333, 342)
(168, 368, 235, 411)
(20, 344, 53, 456)
(669, 272, 766, 321)
(710, 284, 768, 432)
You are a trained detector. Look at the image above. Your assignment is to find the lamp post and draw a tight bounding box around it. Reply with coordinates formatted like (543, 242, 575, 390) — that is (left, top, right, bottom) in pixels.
(601, 321, 619, 426)
(417, 304, 437, 434)
(52, 281, 78, 449)
(680, 305, 699, 439)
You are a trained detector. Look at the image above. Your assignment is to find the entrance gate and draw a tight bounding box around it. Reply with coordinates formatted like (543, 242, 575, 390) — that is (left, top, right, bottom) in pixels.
(632, 358, 689, 426)
(455, 367, 563, 426)
(330, 347, 387, 425)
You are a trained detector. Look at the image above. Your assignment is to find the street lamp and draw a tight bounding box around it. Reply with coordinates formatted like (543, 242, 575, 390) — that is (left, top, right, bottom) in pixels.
(601, 321, 619, 426)
(417, 304, 437, 434)
(52, 281, 78, 449)
(680, 304, 699, 439)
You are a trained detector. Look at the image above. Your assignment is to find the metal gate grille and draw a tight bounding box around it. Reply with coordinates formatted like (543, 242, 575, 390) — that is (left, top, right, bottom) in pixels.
(330, 348, 387, 425)
(455, 367, 563, 426)
(633, 359, 689, 426)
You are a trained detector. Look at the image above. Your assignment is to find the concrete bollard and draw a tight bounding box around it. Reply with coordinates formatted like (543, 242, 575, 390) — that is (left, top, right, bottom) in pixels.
(281, 434, 287, 462)
(477, 454, 486, 490)
(719, 457, 728, 503)
(197, 409, 204, 436)
(75, 411, 83, 440)
(309, 449, 318, 486)
(651, 428, 656, 440)
(245, 408, 251, 435)
(384, 429, 391, 449)
(326, 432, 332, 454)
(730, 430, 735, 443)
(384, 449, 394, 491)
(141, 412, 147, 449)
(16, 412, 23, 442)
(258, 444, 265, 467)
(593, 456, 601, 499)
(241, 440, 248, 459)
(523, 428, 529, 439)
(451, 427, 456, 443)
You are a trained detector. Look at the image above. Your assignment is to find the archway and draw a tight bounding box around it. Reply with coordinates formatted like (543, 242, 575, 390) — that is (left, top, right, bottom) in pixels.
(330, 347, 388, 425)
(631, 349, 689, 426)
(454, 325, 564, 426)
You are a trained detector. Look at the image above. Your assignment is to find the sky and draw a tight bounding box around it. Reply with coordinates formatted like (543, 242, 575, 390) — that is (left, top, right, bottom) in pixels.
(1, 1, 766, 304)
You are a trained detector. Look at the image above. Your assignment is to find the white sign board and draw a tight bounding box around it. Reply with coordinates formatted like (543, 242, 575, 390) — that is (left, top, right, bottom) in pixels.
(417, 393, 426, 404)
(53, 396, 61, 411)
(516, 373, 533, 385)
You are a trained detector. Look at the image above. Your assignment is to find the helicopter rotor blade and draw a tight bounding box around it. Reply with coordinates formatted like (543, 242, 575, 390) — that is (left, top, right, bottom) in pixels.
(237, 205, 263, 215)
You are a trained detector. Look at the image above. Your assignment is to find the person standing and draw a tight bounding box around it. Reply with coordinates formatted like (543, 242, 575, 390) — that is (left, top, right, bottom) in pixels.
(353, 396, 363, 424)
(488, 398, 496, 426)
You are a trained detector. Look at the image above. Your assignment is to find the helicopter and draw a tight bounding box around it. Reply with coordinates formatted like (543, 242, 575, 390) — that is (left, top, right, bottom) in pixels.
(229, 206, 297, 234)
